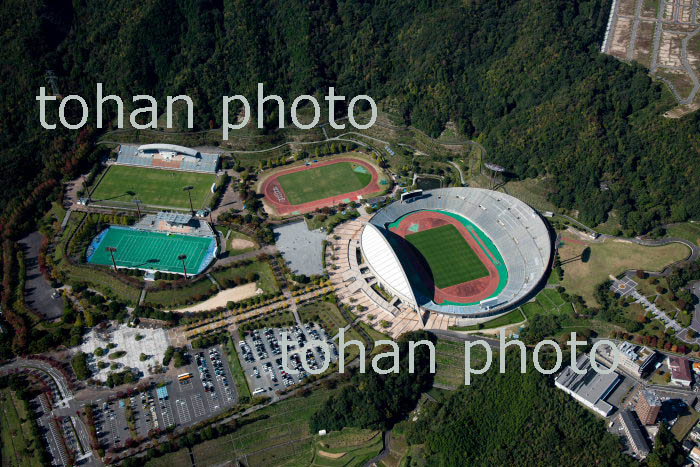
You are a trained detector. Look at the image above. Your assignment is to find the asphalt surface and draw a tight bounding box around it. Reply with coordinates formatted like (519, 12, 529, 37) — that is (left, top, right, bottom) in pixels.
(238, 323, 338, 399)
(19, 231, 64, 320)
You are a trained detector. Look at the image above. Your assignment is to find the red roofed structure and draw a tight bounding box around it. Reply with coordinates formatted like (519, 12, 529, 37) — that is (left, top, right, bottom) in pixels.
(668, 356, 693, 387)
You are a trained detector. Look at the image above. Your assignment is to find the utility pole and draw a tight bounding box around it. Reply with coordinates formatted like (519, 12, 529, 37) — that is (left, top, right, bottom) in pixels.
(133, 199, 142, 218)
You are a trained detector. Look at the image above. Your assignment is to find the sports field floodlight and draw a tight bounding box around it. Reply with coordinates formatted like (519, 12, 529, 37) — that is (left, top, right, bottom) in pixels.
(133, 199, 142, 218)
(183, 186, 194, 214)
(106, 246, 118, 271)
(178, 254, 189, 279)
(484, 162, 505, 189)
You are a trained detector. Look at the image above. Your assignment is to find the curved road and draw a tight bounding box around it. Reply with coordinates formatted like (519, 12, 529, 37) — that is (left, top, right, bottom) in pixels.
(556, 213, 699, 271)
(365, 430, 392, 467)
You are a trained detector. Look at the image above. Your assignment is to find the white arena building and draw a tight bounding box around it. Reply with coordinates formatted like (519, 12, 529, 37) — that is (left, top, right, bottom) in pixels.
(358, 187, 552, 318)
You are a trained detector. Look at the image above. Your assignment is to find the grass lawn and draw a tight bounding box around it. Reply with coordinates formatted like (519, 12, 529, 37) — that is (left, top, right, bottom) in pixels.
(60, 262, 143, 304)
(298, 301, 348, 335)
(666, 223, 700, 246)
(211, 261, 279, 295)
(358, 321, 390, 344)
(224, 336, 252, 399)
(433, 338, 491, 388)
(521, 289, 576, 321)
(0, 389, 44, 467)
(144, 449, 192, 467)
(190, 390, 333, 466)
(448, 308, 525, 331)
(239, 310, 296, 331)
(278, 161, 372, 205)
(310, 428, 383, 466)
(558, 233, 690, 306)
(90, 165, 216, 210)
(547, 268, 561, 285)
(144, 277, 217, 307)
(406, 224, 488, 288)
(502, 177, 558, 212)
(672, 407, 699, 441)
(228, 230, 258, 255)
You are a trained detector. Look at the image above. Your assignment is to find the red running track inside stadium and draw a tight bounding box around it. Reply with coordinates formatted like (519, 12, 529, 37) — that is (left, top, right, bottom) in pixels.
(260, 158, 382, 215)
(389, 211, 501, 304)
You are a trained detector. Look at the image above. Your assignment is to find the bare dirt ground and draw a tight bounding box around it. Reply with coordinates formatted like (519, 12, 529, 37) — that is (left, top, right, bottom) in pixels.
(170, 282, 261, 312)
(318, 451, 346, 459)
(230, 238, 256, 249)
(603, 0, 700, 109)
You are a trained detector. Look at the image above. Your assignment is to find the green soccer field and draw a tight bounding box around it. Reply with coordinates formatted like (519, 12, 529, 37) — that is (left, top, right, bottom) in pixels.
(277, 161, 373, 205)
(88, 227, 215, 274)
(90, 165, 216, 210)
(406, 224, 489, 288)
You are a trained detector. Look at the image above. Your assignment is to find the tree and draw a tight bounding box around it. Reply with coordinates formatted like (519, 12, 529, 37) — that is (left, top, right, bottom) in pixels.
(647, 422, 685, 467)
(71, 352, 90, 380)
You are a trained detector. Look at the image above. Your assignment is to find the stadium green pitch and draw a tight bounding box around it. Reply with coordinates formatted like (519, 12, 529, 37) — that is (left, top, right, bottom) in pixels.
(278, 162, 372, 204)
(88, 227, 216, 274)
(406, 224, 489, 288)
(90, 165, 216, 210)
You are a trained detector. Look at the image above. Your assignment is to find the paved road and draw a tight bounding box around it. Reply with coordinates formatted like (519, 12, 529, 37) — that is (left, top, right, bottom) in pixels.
(689, 280, 700, 333)
(19, 232, 64, 320)
(213, 245, 278, 267)
(448, 161, 466, 185)
(365, 430, 392, 467)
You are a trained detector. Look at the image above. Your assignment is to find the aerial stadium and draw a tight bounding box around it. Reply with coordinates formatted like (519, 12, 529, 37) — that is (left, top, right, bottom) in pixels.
(359, 187, 552, 318)
(116, 143, 219, 173)
(87, 212, 217, 276)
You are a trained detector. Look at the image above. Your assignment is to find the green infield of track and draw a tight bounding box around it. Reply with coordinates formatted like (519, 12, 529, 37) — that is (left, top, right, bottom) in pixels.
(88, 227, 215, 274)
(90, 165, 216, 209)
(406, 224, 489, 288)
(277, 161, 372, 205)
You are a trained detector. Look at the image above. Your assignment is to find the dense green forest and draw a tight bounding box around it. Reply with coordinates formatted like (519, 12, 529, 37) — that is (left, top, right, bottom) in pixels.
(406, 354, 636, 465)
(1, 0, 699, 236)
(310, 330, 435, 431)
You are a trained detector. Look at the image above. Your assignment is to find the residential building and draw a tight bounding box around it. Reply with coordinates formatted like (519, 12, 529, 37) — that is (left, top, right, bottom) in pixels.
(619, 410, 650, 458)
(668, 356, 693, 387)
(636, 390, 662, 425)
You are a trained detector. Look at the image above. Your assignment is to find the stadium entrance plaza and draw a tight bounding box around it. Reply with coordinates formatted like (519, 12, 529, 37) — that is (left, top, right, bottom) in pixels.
(274, 220, 326, 276)
(79, 324, 171, 382)
(326, 215, 475, 337)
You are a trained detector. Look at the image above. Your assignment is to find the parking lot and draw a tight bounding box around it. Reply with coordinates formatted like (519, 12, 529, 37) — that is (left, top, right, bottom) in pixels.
(35, 395, 69, 466)
(92, 344, 238, 452)
(238, 323, 338, 396)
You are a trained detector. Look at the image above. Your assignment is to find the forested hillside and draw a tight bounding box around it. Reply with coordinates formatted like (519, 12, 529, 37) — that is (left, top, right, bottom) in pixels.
(1, 0, 699, 235)
(406, 357, 635, 465)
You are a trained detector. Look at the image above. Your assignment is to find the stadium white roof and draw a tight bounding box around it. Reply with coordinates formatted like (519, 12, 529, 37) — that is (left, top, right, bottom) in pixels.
(138, 144, 199, 157)
(364, 187, 552, 316)
(360, 224, 417, 308)
(156, 212, 192, 225)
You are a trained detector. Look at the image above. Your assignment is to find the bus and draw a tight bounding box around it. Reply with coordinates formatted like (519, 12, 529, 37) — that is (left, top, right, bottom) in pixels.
(178, 373, 193, 382)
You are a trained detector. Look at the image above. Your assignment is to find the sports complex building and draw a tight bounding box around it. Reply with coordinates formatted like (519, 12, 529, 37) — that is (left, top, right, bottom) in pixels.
(117, 144, 219, 173)
(327, 188, 552, 334)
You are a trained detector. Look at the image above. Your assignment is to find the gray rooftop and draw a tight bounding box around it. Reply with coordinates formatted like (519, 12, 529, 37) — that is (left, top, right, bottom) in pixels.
(156, 212, 193, 225)
(555, 354, 620, 414)
(620, 410, 650, 455)
(642, 389, 661, 407)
